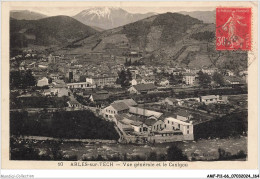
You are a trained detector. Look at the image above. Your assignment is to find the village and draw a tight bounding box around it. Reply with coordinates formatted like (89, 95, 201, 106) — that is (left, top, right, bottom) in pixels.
(10, 49, 248, 144)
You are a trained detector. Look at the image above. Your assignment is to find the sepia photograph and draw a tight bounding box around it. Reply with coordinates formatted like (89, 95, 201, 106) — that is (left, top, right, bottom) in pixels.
(1, 1, 258, 173)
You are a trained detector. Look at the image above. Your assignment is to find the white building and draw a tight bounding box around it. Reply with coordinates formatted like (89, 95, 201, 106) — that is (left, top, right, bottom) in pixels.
(37, 77, 49, 87)
(183, 73, 195, 85)
(67, 82, 94, 89)
(200, 95, 219, 105)
(164, 117, 193, 135)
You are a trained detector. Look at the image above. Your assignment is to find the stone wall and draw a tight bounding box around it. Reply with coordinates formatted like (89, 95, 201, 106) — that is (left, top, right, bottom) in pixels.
(147, 134, 194, 143)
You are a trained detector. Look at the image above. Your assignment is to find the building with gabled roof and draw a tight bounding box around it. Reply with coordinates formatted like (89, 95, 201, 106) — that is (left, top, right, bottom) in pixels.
(200, 95, 219, 105)
(176, 110, 193, 121)
(129, 107, 163, 119)
(164, 97, 178, 106)
(112, 98, 137, 107)
(128, 83, 157, 94)
(164, 117, 193, 136)
(102, 102, 130, 121)
(37, 77, 49, 87)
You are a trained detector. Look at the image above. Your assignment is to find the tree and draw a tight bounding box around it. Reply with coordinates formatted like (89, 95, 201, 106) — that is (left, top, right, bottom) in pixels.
(23, 70, 36, 87)
(169, 73, 179, 85)
(147, 152, 158, 161)
(212, 72, 224, 86)
(118, 70, 127, 87)
(124, 58, 132, 66)
(167, 145, 188, 161)
(198, 70, 211, 87)
(10, 70, 36, 89)
(126, 69, 132, 84)
(117, 69, 132, 88)
(10, 71, 22, 89)
(177, 73, 183, 84)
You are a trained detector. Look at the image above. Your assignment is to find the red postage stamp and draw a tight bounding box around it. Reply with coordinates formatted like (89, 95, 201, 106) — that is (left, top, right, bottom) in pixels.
(216, 7, 251, 50)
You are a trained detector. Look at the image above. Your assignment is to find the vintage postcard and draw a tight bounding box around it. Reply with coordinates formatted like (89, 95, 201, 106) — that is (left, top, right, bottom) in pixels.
(1, 1, 258, 172)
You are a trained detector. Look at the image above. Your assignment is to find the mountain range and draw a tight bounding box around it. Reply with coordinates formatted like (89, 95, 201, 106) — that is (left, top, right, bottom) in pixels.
(10, 10, 47, 20)
(179, 11, 215, 24)
(10, 16, 97, 47)
(61, 12, 247, 72)
(10, 10, 247, 72)
(10, 8, 215, 30)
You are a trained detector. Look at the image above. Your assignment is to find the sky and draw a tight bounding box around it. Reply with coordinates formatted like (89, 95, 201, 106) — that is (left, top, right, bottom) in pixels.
(11, 6, 215, 16)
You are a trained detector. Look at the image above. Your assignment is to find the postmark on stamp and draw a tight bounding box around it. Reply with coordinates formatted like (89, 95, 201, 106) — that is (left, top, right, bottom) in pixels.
(216, 7, 251, 51)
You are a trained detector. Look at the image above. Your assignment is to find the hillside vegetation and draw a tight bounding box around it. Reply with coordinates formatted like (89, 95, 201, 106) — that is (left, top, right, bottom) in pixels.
(63, 12, 247, 72)
(10, 16, 98, 47)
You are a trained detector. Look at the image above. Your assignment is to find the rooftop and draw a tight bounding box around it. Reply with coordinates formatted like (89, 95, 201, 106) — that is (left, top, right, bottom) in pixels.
(132, 83, 157, 91)
(176, 110, 192, 118)
(129, 107, 163, 119)
(91, 93, 110, 101)
(144, 118, 158, 126)
(165, 117, 193, 126)
(111, 102, 129, 111)
(112, 99, 137, 107)
(201, 95, 219, 100)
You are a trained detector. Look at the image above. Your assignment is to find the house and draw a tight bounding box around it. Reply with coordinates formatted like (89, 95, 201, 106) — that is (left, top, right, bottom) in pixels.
(145, 118, 165, 132)
(164, 97, 178, 106)
(67, 97, 81, 108)
(49, 73, 60, 80)
(112, 99, 137, 107)
(48, 80, 69, 97)
(239, 71, 248, 84)
(131, 78, 142, 86)
(183, 73, 195, 85)
(115, 115, 134, 133)
(129, 69, 139, 79)
(159, 79, 169, 87)
(164, 117, 193, 136)
(121, 118, 148, 133)
(128, 83, 157, 94)
(115, 114, 163, 134)
(202, 68, 217, 75)
(129, 107, 163, 120)
(43, 89, 52, 96)
(226, 70, 234, 76)
(102, 102, 130, 121)
(141, 76, 155, 84)
(114, 114, 148, 134)
(200, 95, 219, 105)
(37, 77, 49, 87)
(217, 96, 229, 104)
(67, 82, 94, 89)
(86, 76, 117, 88)
(57, 88, 69, 97)
(224, 76, 243, 85)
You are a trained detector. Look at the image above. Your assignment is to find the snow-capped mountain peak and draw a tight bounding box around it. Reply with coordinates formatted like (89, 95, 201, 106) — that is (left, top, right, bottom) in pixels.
(73, 7, 156, 30)
(80, 7, 125, 19)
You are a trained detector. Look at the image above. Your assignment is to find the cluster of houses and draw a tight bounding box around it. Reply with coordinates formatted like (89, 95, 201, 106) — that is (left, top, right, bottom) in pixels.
(101, 99, 194, 143)
(99, 92, 230, 143)
(163, 95, 229, 107)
